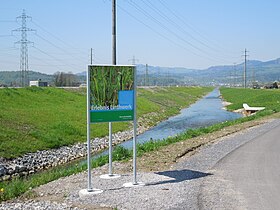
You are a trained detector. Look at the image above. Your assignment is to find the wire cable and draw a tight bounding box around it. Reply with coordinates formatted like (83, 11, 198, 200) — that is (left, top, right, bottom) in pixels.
(158, 0, 239, 56)
(124, 0, 229, 63)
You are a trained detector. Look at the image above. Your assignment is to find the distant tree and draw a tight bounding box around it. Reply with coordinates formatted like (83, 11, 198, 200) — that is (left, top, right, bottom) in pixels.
(53, 71, 79, 87)
(273, 82, 278, 89)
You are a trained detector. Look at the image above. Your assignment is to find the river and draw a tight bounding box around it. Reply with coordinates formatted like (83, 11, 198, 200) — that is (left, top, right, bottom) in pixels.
(95, 88, 241, 156)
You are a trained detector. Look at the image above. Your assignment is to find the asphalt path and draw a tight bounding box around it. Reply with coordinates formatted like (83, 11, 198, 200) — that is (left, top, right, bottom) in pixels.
(200, 121, 280, 209)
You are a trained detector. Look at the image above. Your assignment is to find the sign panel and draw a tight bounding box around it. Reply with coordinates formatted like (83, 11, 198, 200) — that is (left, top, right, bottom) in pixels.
(89, 65, 135, 123)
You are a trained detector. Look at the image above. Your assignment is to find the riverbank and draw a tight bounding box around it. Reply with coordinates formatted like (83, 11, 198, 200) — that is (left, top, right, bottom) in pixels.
(0, 86, 212, 181)
(0, 112, 160, 181)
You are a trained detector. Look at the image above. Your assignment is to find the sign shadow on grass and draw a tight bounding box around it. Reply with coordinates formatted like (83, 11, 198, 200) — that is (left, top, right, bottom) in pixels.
(147, 169, 212, 186)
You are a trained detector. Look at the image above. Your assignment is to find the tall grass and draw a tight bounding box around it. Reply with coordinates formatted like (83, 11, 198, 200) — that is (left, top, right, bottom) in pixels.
(90, 66, 134, 108)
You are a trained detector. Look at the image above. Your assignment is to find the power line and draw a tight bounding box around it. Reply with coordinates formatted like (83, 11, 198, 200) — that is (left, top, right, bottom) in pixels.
(29, 19, 93, 70)
(31, 45, 82, 71)
(31, 19, 88, 55)
(117, 4, 195, 56)
(117, 3, 210, 62)
(124, 1, 232, 64)
(0, 20, 16, 23)
(158, 0, 239, 56)
(0, 47, 19, 52)
(143, 0, 224, 55)
(34, 33, 87, 63)
(0, 34, 13, 37)
(12, 10, 36, 87)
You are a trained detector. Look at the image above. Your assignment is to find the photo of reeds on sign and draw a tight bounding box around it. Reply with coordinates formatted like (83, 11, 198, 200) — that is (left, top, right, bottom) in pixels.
(89, 65, 135, 123)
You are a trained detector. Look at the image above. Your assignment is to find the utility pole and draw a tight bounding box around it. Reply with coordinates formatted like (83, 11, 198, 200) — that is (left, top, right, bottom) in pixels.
(108, 0, 117, 178)
(233, 63, 237, 87)
(252, 68, 255, 83)
(112, 0, 116, 66)
(112, 0, 117, 65)
(90, 48, 93, 65)
(145, 64, 149, 86)
(157, 69, 160, 86)
(242, 49, 249, 88)
(229, 70, 232, 87)
(167, 71, 170, 86)
(129, 55, 139, 65)
(13, 10, 35, 87)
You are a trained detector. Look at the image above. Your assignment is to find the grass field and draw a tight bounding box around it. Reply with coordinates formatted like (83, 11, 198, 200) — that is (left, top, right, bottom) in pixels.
(0, 86, 212, 158)
(220, 87, 280, 114)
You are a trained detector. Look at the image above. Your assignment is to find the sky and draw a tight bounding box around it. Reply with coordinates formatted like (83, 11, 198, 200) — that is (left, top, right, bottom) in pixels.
(0, 0, 280, 74)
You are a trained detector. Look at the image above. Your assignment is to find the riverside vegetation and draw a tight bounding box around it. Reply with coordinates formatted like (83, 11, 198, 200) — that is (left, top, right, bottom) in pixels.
(0, 86, 211, 159)
(220, 87, 280, 113)
(1, 87, 279, 202)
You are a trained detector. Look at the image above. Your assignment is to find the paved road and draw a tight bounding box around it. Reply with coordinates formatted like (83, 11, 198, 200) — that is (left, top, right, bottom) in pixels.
(200, 122, 280, 209)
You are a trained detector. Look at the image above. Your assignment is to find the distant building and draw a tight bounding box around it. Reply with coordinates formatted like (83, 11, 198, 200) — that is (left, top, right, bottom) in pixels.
(29, 79, 48, 87)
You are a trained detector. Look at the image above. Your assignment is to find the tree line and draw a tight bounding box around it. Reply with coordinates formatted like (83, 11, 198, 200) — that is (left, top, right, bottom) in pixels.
(53, 71, 82, 87)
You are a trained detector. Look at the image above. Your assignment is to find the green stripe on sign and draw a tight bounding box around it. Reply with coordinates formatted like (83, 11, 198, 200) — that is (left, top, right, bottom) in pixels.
(90, 110, 134, 123)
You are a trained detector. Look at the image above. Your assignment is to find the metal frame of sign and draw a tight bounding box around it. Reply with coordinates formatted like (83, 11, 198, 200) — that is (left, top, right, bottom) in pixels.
(85, 64, 142, 192)
(89, 65, 135, 123)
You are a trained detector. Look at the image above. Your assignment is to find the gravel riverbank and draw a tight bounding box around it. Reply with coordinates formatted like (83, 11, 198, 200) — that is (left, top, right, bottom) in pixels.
(0, 113, 155, 181)
(1, 118, 278, 209)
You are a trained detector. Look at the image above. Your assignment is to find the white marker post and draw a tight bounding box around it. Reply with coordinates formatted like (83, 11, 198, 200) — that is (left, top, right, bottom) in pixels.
(79, 67, 103, 198)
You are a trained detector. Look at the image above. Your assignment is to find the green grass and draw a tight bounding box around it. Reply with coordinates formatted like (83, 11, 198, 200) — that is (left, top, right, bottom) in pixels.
(0, 86, 212, 158)
(220, 87, 280, 114)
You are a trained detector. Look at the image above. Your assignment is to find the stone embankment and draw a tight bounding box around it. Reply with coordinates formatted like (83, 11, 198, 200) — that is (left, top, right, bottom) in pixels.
(0, 114, 157, 181)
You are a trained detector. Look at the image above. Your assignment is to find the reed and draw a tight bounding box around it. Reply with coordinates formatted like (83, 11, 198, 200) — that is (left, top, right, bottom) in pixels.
(90, 66, 134, 109)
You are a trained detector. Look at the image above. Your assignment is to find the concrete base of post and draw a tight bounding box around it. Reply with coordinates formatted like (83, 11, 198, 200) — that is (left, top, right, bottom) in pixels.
(79, 189, 103, 198)
(123, 181, 145, 188)
(100, 174, 121, 179)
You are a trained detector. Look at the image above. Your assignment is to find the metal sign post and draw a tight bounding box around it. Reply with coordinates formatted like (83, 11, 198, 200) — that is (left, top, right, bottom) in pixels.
(123, 68, 145, 188)
(79, 68, 103, 198)
(100, 121, 121, 179)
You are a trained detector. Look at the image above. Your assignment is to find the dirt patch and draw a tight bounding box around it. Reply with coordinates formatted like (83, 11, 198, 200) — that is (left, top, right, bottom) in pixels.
(134, 117, 271, 172)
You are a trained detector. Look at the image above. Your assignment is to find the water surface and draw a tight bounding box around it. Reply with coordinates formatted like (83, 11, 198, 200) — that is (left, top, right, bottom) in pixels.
(119, 88, 241, 148)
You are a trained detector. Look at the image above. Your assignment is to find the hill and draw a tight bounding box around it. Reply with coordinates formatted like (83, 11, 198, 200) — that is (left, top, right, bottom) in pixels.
(136, 59, 280, 86)
(0, 71, 86, 87)
(1, 58, 279, 86)
(0, 71, 54, 86)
